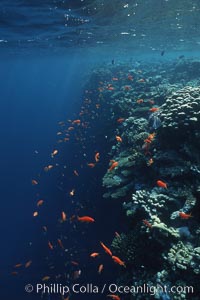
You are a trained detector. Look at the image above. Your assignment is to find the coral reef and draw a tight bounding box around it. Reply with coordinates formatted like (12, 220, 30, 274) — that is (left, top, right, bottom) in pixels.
(96, 59, 200, 299)
(158, 86, 200, 131)
(163, 241, 200, 274)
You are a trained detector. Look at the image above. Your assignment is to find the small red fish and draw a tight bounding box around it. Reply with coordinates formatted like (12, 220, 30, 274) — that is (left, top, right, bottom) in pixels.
(37, 199, 44, 207)
(117, 118, 125, 123)
(107, 86, 115, 91)
(112, 256, 126, 267)
(115, 232, 120, 238)
(87, 163, 96, 168)
(61, 211, 67, 222)
(179, 212, 192, 219)
(44, 165, 53, 172)
(147, 158, 154, 166)
(77, 216, 95, 223)
(157, 180, 167, 189)
(107, 295, 120, 300)
(51, 149, 58, 158)
(124, 85, 131, 91)
(64, 137, 70, 142)
(69, 189, 75, 196)
(149, 107, 159, 112)
(100, 241, 112, 256)
(14, 263, 23, 268)
(25, 260, 32, 268)
(73, 170, 79, 176)
(32, 179, 38, 186)
(95, 152, 100, 162)
(142, 219, 152, 228)
(109, 161, 118, 171)
(48, 241, 53, 250)
(11, 272, 18, 276)
(116, 136, 122, 143)
(57, 239, 64, 249)
(42, 276, 50, 282)
(98, 264, 103, 274)
(71, 261, 79, 266)
(137, 99, 144, 104)
(72, 119, 81, 125)
(90, 252, 99, 258)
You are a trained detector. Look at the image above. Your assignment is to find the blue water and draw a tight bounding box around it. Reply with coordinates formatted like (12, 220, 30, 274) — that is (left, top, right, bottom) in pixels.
(0, 53, 95, 299)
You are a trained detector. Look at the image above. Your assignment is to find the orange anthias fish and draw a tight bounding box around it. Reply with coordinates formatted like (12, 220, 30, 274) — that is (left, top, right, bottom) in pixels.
(11, 271, 18, 276)
(63, 137, 70, 142)
(14, 263, 23, 268)
(61, 211, 67, 222)
(149, 107, 159, 113)
(73, 170, 79, 176)
(138, 78, 145, 83)
(33, 211, 38, 217)
(71, 261, 79, 266)
(48, 241, 54, 250)
(147, 158, 154, 166)
(146, 132, 156, 143)
(107, 295, 120, 300)
(95, 152, 100, 162)
(112, 256, 126, 267)
(25, 260, 32, 268)
(124, 85, 131, 91)
(37, 200, 44, 207)
(143, 219, 152, 228)
(98, 264, 103, 274)
(137, 99, 144, 104)
(90, 252, 100, 258)
(57, 239, 64, 249)
(116, 136, 122, 143)
(32, 179, 38, 186)
(51, 149, 58, 158)
(77, 216, 95, 223)
(42, 276, 50, 281)
(117, 118, 125, 123)
(109, 161, 118, 171)
(44, 165, 53, 172)
(69, 189, 75, 196)
(107, 86, 115, 91)
(179, 212, 192, 219)
(100, 242, 112, 256)
(157, 180, 167, 189)
(72, 119, 81, 125)
(115, 232, 120, 238)
(87, 163, 96, 168)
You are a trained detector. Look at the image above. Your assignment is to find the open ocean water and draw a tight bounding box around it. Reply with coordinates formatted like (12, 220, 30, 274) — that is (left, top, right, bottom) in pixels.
(1, 1, 200, 300)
